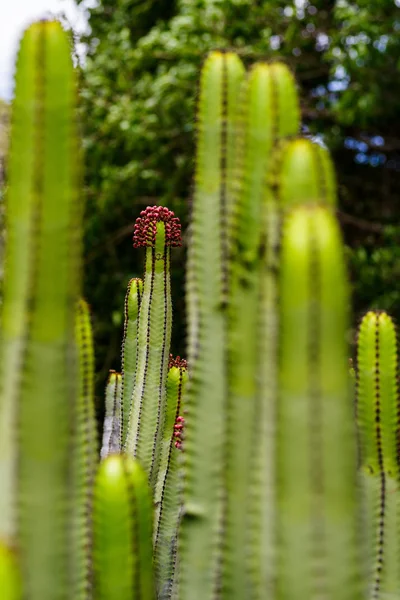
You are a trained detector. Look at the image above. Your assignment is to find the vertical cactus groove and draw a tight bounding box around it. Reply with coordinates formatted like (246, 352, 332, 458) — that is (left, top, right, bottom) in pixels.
(224, 61, 300, 600)
(121, 278, 143, 447)
(180, 51, 245, 600)
(0, 542, 21, 600)
(277, 205, 363, 600)
(154, 357, 188, 599)
(0, 21, 81, 600)
(71, 299, 98, 600)
(356, 311, 400, 598)
(125, 206, 181, 490)
(101, 371, 122, 459)
(93, 454, 155, 600)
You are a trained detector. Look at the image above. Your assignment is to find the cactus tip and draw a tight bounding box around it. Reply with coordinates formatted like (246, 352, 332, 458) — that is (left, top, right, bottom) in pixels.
(168, 354, 188, 370)
(133, 206, 182, 248)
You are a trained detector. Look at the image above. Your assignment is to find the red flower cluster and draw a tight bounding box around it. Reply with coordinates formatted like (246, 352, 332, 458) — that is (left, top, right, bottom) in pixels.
(168, 354, 188, 370)
(174, 416, 184, 450)
(133, 206, 182, 248)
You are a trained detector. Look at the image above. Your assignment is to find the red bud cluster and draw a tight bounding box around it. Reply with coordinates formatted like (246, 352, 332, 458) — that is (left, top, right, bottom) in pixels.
(174, 416, 185, 450)
(168, 354, 188, 370)
(133, 205, 182, 248)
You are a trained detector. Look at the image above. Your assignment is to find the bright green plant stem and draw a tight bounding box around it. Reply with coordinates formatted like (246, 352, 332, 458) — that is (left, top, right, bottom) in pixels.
(0, 21, 82, 600)
(356, 310, 400, 598)
(120, 278, 143, 447)
(180, 50, 245, 600)
(125, 206, 181, 491)
(93, 454, 155, 600)
(225, 61, 300, 600)
(0, 542, 21, 600)
(277, 205, 363, 600)
(154, 357, 188, 599)
(101, 371, 122, 459)
(72, 299, 98, 600)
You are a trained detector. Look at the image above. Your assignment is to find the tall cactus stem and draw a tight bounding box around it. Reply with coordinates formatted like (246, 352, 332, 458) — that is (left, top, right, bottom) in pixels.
(154, 356, 188, 599)
(356, 310, 400, 598)
(0, 21, 82, 600)
(276, 205, 363, 600)
(179, 50, 245, 600)
(120, 278, 143, 447)
(93, 454, 155, 600)
(124, 206, 181, 491)
(71, 299, 98, 600)
(224, 61, 300, 600)
(101, 371, 122, 459)
(0, 541, 21, 600)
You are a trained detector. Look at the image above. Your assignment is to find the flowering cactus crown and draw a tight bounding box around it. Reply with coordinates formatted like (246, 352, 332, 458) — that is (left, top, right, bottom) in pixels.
(133, 206, 182, 248)
(168, 354, 188, 370)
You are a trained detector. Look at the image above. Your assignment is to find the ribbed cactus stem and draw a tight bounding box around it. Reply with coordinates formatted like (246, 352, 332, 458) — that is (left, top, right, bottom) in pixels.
(101, 371, 122, 459)
(356, 310, 400, 598)
(225, 61, 300, 600)
(180, 50, 245, 600)
(154, 356, 188, 599)
(71, 299, 98, 600)
(276, 205, 363, 600)
(0, 21, 82, 600)
(93, 454, 155, 600)
(0, 542, 21, 600)
(120, 278, 143, 447)
(125, 206, 181, 490)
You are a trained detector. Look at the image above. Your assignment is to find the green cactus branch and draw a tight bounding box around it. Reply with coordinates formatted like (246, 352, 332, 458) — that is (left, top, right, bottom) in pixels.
(101, 371, 122, 459)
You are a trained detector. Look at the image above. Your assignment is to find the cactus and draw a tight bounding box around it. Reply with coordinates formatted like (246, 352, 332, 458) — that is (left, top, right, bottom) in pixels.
(2, 18, 400, 600)
(124, 206, 181, 491)
(93, 454, 155, 600)
(101, 371, 122, 459)
(356, 311, 400, 598)
(121, 278, 143, 447)
(0, 20, 82, 600)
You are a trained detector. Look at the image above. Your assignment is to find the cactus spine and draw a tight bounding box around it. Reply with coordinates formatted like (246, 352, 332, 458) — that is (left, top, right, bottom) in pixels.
(124, 207, 181, 489)
(180, 51, 245, 600)
(277, 205, 363, 600)
(0, 21, 82, 600)
(356, 311, 400, 598)
(224, 62, 299, 600)
(93, 454, 155, 600)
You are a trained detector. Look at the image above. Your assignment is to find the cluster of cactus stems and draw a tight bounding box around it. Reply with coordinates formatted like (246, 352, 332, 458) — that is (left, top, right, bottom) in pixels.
(1, 18, 400, 600)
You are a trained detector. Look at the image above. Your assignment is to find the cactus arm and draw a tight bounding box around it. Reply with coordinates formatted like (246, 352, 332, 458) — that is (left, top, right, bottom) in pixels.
(101, 371, 122, 459)
(93, 455, 155, 600)
(277, 206, 363, 600)
(125, 207, 181, 490)
(71, 299, 98, 600)
(120, 278, 143, 447)
(179, 51, 245, 600)
(224, 61, 300, 600)
(356, 311, 400, 597)
(0, 542, 21, 600)
(154, 358, 188, 598)
(4, 21, 82, 600)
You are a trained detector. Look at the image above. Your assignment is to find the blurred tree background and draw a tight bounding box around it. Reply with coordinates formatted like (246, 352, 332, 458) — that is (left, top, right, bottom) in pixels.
(69, 0, 399, 400)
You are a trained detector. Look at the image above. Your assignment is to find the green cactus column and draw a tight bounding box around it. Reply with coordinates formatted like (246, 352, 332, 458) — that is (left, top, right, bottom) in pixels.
(71, 299, 98, 600)
(276, 205, 363, 600)
(93, 454, 155, 600)
(179, 50, 245, 600)
(0, 542, 21, 600)
(0, 20, 82, 599)
(225, 61, 300, 600)
(124, 206, 181, 490)
(120, 278, 143, 447)
(154, 356, 188, 599)
(356, 310, 400, 598)
(101, 371, 122, 459)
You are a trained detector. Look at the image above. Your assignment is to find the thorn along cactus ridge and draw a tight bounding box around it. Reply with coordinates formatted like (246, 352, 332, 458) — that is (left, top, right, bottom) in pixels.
(2, 20, 400, 600)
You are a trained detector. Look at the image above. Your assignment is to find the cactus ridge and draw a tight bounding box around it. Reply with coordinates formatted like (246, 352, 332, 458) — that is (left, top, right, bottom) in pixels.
(120, 278, 143, 448)
(101, 371, 122, 459)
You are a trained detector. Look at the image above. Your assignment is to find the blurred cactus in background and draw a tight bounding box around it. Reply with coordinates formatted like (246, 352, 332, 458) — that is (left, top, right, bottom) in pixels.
(0, 19, 399, 600)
